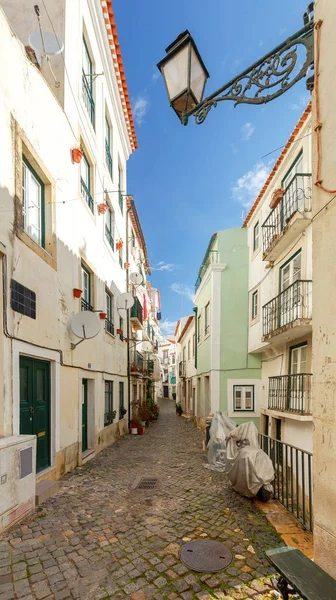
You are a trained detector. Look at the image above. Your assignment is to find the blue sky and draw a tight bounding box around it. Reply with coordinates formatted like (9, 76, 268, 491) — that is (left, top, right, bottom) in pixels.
(113, 0, 311, 335)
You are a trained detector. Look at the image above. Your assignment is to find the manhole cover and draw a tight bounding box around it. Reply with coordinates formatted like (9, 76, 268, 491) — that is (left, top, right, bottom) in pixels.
(180, 539, 233, 573)
(136, 478, 158, 490)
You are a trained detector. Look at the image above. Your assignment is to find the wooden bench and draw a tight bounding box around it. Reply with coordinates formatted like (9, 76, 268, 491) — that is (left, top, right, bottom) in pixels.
(266, 547, 336, 600)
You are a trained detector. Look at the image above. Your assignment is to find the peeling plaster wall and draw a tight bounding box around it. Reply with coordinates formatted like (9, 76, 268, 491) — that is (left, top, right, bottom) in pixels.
(312, 0, 336, 577)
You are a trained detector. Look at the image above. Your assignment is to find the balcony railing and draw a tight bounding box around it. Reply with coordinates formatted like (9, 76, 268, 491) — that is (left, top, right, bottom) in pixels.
(81, 178, 94, 212)
(179, 360, 186, 378)
(81, 297, 93, 311)
(105, 140, 113, 178)
(82, 71, 95, 127)
(130, 296, 143, 324)
(268, 374, 312, 415)
(259, 434, 313, 532)
(262, 174, 312, 255)
(195, 250, 219, 293)
(105, 318, 114, 336)
(105, 224, 114, 250)
(262, 280, 312, 337)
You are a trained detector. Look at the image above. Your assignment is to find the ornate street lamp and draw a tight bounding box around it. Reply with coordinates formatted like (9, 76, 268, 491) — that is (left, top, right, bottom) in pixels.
(157, 30, 210, 120)
(157, 4, 314, 126)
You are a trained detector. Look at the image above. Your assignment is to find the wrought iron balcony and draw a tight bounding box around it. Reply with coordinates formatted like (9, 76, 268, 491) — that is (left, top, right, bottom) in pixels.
(195, 250, 219, 293)
(82, 71, 95, 127)
(268, 373, 312, 415)
(81, 297, 93, 311)
(105, 140, 113, 178)
(105, 318, 114, 336)
(105, 224, 114, 250)
(262, 174, 312, 259)
(130, 296, 143, 329)
(262, 280, 312, 339)
(130, 350, 144, 375)
(81, 178, 94, 212)
(179, 360, 186, 378)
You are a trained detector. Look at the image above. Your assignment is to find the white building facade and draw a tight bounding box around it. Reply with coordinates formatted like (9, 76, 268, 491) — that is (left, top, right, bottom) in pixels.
(175, 316, 196, 414)
(246, 105, 312, 454)
(0, 1, 139, 531)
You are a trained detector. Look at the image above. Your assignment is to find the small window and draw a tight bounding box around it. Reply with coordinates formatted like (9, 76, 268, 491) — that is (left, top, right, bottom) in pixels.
(11, 279, 36, 319)
(82, 37, 95, 126)
(22, 158, 45, 248)
(118, 165, 123, 213)
(105, 117, 113, 178)
(253, 222, 259, 252)
(188, 340, 191, 360)
(197, 315, 201, 342)
(172, 354, 175, 365)
(233, 385, 255, 411)
(105, 206, 114, 250)
(205, 302, 210, 335)
(119, 381, 124, 419)
(119, 315, 124, 340)
(104, 381, 114, 426)
(81, 263, 93, 311)
(192, 334, 195, 356)
(105, 289, 114, 335)
(80, 151, 94, 212)
(251, 290, 258, 320)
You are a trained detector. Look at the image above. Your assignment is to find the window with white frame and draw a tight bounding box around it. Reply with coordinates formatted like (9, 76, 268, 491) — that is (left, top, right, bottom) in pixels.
(80, 151, 94, 212)
(105, 289, 114, 335)
(205, 302, 210, 334)
(251, 290, 258, 320)
(22, 158, 45, 248)
(192, 334, 195, 356)
(105, 206, 114, 250)
(253, 221, 259, 252)
(233, 385, 254, 411)
(82, 37, 95, 126)
(105, 116, 113, 178)
(188, 340, 191, 360)
(81, 263, 93, 311)
(104, 381, 114, 426)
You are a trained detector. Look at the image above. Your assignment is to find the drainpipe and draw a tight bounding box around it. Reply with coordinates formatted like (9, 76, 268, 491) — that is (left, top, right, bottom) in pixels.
(126, 207, 131, 431)
(193, 306, 197, 370)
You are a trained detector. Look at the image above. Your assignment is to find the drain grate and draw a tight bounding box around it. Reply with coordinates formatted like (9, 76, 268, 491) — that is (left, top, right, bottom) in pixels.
(180, 539, 233, 573)
(136, 478, 158, 490)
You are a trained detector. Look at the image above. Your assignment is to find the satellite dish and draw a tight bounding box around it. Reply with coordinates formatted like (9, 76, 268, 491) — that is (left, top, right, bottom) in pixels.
(70, 312, 100, 339)
(117, 292, 135, 310)
(29, 31, 64, 56)
(142, 341, 152, 352)
(130, 272, 143, 285)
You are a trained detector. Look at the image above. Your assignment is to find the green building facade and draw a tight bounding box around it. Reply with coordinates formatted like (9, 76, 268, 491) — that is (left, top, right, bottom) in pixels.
(194, 227, 261, 428)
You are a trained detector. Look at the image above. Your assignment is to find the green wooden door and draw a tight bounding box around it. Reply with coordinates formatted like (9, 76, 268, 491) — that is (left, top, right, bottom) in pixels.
(82, 379, 88, 452)
(20, 357, 50, 472)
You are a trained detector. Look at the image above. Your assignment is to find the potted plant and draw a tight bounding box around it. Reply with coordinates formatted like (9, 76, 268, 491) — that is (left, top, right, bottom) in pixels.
(99, 312, 107, 320)
(130, 415, 141, 434)
(98, 202, 108, 215)
(131, 363, 138, 373)
(176, 403, 183, 416)
(73, 288, 82, 298)
(139, 402, 150, 427)
(120, 407, 127, 419)
(269, 188, 283, 209)
(72, 148, 83, 163)
(172, 392, 176, 401)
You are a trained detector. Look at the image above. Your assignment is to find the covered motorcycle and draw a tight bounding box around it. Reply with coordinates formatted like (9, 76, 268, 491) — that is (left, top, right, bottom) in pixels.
(225, 421, 274, 501)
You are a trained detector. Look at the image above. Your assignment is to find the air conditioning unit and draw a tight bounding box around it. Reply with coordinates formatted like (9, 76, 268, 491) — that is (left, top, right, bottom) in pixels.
(0, 435, 36, 533)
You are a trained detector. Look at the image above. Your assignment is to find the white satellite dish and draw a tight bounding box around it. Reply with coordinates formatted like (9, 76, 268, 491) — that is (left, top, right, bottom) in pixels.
(117, 292, 134, 310)
(29, 31, 64, 56)
(70, 312, 100, 340)
(142, 341, 152, 353)
(130, 272, 143, 285)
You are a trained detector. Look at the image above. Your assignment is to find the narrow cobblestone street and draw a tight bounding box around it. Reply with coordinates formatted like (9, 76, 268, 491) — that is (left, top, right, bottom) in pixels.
(0, 400, 283, 600)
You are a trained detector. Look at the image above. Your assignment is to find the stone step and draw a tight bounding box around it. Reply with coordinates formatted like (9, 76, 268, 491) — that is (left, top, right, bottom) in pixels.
(35, 480, 60, 506)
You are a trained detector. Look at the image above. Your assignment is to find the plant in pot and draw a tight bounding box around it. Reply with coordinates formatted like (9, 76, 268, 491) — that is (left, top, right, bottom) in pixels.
(139, 402, 150, 427)
(130, 415, 141, 435)
(176, 403, 183, 416)
(120, 407, 127, 419)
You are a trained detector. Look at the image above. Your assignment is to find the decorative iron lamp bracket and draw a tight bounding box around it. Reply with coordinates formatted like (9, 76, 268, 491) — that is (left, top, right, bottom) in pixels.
(181, 19, 314, 126)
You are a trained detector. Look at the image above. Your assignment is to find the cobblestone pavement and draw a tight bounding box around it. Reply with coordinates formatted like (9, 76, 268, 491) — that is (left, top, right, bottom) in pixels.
(0, 400, 284, 600)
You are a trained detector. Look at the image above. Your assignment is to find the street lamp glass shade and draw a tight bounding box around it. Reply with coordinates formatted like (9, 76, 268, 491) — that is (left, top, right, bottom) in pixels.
(157, 30, 209, 120)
